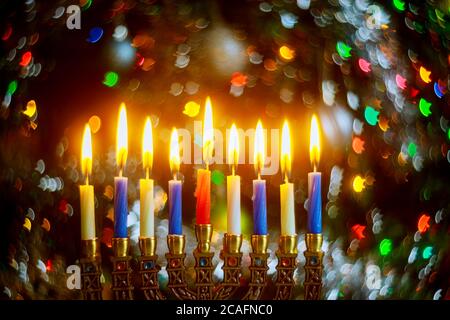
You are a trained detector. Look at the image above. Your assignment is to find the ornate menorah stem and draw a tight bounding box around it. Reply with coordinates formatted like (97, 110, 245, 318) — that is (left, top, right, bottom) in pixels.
(137, 237, 165, 300)
(242, 234, 269, 300)
(80, 238, 103, 300)
(194, 224, 215, 300)
(111, 237, 134, 300)
(166, 234, 197, 300)
(214, 234, 243, 300)
(303, 233, 323, 300)
(274, 235, 298, 300)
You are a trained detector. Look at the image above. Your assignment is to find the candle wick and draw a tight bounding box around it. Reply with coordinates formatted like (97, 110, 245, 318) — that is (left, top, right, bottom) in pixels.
(284, 174, 288, 184)
(146, 167, 149, 180)
(119, 168, 123, 177)
(85, 175, 89, 186)
(206, 161, 209, 171)
(232, 165, 235, 176)
(173, 172, 177, 181)
(258, 171, 261, 180)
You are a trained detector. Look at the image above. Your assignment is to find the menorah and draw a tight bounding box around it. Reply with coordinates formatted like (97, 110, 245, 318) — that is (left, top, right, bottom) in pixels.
(80, 224, 324, 301)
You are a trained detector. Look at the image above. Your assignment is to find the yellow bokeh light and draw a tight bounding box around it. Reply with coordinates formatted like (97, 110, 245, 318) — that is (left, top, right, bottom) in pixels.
(279, 46, 295, 61)
(353, 175, 365, 193)
(183, 101, 200, 117)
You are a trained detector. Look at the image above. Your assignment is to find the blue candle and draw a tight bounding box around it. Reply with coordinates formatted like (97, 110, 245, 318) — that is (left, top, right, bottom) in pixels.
(253, 179, 268, 235)
(168, 179, 182, 235)
(114, 176, 128, 238)
(307, 172, 322, 233)
(308, 114, 322, 234)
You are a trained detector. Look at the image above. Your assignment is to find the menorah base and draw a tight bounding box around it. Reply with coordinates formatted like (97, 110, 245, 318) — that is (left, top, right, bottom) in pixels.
(111, 238, 133, 300)
(166, 234, 197, 300)
(303, 233, 323, 300)
(137, 255, 165, 300)
(242, 235, 269, 300)
(80, 258, 103, 300)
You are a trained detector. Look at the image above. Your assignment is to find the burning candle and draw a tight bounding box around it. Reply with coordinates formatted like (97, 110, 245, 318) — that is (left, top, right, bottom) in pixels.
(308, 115, 322, 234)
(140, 117, 154, 238)
(280, 120, 295, 236)
(195, 97, 213, 225)
(253, 120, 268, 235)
(114, 103, 128, 238)
(80, 124, 95, 240)
(168, 128, 182, 235)
(227, 124, 241, 235)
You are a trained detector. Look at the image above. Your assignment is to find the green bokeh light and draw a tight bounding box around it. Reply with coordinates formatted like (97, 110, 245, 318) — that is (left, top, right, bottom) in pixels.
(393, 0, 406, 12)
(7, 80, 18, 95)
(336, 41, 352, 59)
(364, 106, 379, 126)
(211, 170, 225, 185)
(422, 246, 433, 259)
(408, 142, 417, 157)
(419, 98, 432, 117)
(103, 71, 119, 87)
(379, 238, 392, 256)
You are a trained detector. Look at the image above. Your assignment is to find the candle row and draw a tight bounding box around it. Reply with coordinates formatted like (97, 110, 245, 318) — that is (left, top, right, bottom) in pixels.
(79, 98, 323, 244)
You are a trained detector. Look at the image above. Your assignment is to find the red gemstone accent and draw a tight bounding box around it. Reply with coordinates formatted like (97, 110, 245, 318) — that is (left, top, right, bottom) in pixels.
(117, 261, 126, 270)
(170, 259, 180, 268)
(281, 258, 290, 267)
(228, 257, 237, 267)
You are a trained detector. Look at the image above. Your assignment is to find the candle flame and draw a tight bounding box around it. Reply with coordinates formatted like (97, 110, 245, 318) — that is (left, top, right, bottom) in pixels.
(228, 123, 239, 174)
(280, 120, 291, 182)
(203, 96, 214, 166)
(142, 117, 153, 175)
(81, 123, 92, 180)
(253, 120, 265, 177)
(116, 103, 128, 172)
(309, 114, 321, 171)
(170, 127, 180, 177)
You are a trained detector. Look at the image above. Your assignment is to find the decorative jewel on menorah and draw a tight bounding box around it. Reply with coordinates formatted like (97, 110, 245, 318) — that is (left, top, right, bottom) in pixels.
(80, 238, 103, 300)
(274, 235, 298, 300)
(193, 224, 215, 300)
(213, 233, 243, 300)
(137, 236, 165, 300)
(303, 233, 324, 300)
(165, 234, 197, 300)
(242, 234, 269, 300)
(111, 237, 134, 300)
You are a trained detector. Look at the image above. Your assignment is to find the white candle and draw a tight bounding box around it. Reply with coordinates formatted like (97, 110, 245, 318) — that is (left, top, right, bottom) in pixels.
(140, 117, 155, 237)
(280, 120, 295, 236)
(80, 124, 95, 240)
(227, 124, 241, 235)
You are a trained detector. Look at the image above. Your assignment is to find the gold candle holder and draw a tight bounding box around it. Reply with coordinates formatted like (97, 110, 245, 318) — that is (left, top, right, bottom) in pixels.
(165, 234, 196, 300)
(80, 238, 103, 300)
(274, 234, 298, 300)
(137, 237, 165, 300)
(111, 237, 133, 300)
(214, 233, 243, 300)
(303, 233, 324, 300)
(242, 234, 269, 300)
(194, 224, 214, 300)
